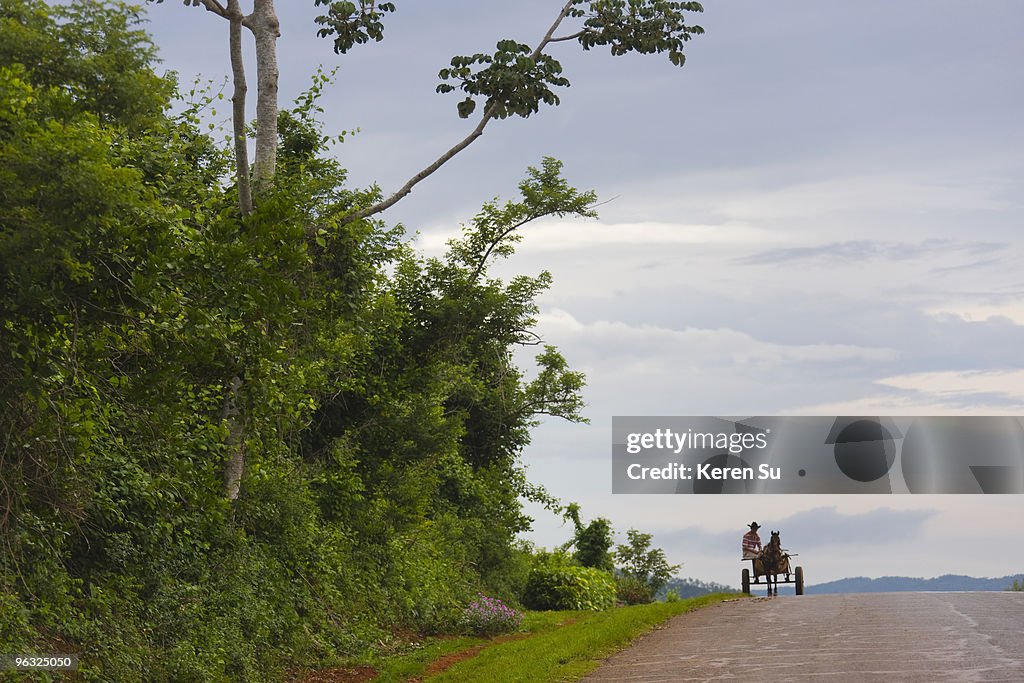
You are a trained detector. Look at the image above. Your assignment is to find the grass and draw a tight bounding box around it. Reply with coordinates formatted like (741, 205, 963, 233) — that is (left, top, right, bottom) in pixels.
(362, 635, 483, 682)
(423, 593, 736, 682)
(360, 611, 588, 680)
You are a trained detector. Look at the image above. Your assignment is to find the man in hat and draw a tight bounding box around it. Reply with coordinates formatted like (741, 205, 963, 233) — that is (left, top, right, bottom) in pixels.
(742, 522, 762, 560)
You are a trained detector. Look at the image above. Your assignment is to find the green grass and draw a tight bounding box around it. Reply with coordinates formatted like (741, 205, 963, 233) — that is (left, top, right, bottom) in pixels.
(361, 635, 483, 682)
(360, 611, 588, 681)
(424, 593, 736, 682)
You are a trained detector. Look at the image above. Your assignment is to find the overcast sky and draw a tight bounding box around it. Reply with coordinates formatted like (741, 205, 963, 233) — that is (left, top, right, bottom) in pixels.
(138, 1, 1024, 587)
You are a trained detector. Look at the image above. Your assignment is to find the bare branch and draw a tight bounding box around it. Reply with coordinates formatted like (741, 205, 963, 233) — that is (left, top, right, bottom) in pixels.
(340, 1, 577, 225)
(341, 104, 497, 224)
(530, 0, 576, 60)
(548, 30, 586, 43)
(192, 0, 230, 20)
(513, 329, 546, 346)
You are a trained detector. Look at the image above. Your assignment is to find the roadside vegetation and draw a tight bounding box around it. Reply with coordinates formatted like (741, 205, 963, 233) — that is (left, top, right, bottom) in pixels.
(0, 1, 712, 680)
(427, 595, 734, 682)
(347, 595, 736, 682)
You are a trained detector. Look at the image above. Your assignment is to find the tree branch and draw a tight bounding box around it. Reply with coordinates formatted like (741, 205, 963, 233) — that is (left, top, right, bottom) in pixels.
(340, 1, 577, 225)
(194, 0, 230, 20)
(470, 212, 548, 281)
(548, 30, 586, 43)
(513, 329, 546, 346)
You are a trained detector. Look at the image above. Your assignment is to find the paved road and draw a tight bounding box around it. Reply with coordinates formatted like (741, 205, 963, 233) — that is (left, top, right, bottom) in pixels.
(582, 592, 1024, 682)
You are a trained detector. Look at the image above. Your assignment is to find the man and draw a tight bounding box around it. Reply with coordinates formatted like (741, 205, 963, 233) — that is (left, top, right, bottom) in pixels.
(742, 522, 762, 560)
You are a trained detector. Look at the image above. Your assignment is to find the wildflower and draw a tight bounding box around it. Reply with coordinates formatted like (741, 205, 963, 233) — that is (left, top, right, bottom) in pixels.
(459, 593, 522, 636)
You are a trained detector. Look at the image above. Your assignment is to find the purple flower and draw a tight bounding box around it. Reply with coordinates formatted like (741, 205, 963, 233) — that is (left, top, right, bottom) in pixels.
(460, 593, 523, 636)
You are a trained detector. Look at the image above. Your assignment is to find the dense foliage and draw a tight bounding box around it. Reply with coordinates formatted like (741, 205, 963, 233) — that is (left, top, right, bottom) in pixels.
(0, 1, 593, 679)
(523, 553, 617, 611)
(563, 503, 615, 571)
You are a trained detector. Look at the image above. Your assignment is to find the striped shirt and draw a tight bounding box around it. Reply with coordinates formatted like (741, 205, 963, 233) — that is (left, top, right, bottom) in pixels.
(742, 530, 761, 556)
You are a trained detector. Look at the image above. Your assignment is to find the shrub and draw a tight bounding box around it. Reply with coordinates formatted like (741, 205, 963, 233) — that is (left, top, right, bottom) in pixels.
(523, 554, 615, 611)
(459, 594, 523, 637)
(615, 574, 654, 605)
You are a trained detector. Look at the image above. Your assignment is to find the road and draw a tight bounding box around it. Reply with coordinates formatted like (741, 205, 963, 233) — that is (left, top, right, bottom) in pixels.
(582, 592, 1024, 682)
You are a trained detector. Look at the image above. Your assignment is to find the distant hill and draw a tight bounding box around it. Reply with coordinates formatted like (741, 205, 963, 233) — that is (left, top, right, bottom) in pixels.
(808, 574, 1024, 594)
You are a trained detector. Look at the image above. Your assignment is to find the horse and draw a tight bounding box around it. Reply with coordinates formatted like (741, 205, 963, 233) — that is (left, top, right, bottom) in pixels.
(757, 531, 791, 596)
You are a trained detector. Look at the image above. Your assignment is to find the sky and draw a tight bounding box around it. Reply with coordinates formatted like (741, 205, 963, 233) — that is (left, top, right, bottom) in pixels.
(137, 1, 1024, 587)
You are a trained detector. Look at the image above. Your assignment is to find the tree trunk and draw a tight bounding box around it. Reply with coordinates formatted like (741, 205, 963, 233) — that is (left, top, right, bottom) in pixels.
(227, 0, 253, 215)
(248, 0, 279, 189)
(221, 375, 246, 500)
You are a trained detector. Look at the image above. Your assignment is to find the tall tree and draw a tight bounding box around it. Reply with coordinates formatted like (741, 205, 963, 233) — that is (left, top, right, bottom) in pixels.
(156, 0, 705, 220)
(153, 0, 703, 498)
(0, 1, 600, 675)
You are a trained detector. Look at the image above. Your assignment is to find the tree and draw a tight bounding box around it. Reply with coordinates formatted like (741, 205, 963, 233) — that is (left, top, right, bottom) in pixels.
(1, 2, 598, 673)
(299, 156, 594, 591)
(615, 529, 681, 601)
(148, 0, 704, 499)
(155, 1, 704, 220)
(562, 502, 615, 570)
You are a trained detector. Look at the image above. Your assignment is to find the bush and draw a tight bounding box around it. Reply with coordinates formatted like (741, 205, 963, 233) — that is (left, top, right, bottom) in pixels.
(523, 554, 615, 611)
(459, 594, 523, 637)
(616, 574, 654, 605)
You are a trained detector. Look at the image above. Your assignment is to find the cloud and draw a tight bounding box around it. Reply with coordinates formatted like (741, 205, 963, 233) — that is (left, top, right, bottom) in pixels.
(929, 258, 1006, 275)
(736, 239, 1007, 266)
(790, 369, 1024, 415)
(659, 506, 936, 554)
(536, 309, 898, 369)
(415, 219, 783, 255)
(777, 506, 937, 548)
(714, 173, 1012, 224)
(601, 160, 1019, 233)
(876, 369, 1024, 401)
(925, 300, 1024, 325)
(791, 394, 1024, 416)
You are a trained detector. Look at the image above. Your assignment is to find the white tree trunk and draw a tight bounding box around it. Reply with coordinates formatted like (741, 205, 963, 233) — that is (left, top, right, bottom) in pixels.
(249, 0, 279, 188)
(221, 375, 246, 500)
(227, 0, 253, 215)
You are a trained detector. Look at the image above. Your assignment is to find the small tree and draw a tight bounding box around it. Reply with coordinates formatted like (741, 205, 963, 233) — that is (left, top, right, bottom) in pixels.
(561, 502, 614, 570)
(575, 518, 615, 571)
(1011, 578, 1023, 591)
(615, 529, 680, 602)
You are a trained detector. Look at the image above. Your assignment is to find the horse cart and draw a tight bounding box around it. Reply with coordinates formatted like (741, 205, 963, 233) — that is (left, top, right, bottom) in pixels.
(741, 531, 804, 596)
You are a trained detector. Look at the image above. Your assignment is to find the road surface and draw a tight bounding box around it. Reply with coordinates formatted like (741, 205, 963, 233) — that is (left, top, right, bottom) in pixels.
(582, 592, 1024, 682)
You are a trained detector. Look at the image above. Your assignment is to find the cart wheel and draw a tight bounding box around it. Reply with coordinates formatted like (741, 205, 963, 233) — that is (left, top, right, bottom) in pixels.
(795, 566, 804, 596)
(742, 568, 750, 594)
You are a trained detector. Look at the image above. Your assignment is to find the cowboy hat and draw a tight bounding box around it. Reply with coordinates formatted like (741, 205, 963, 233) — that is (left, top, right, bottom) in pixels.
(748, 522, 761, 530)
